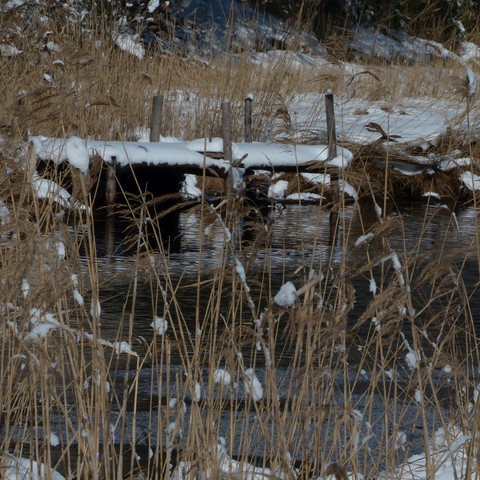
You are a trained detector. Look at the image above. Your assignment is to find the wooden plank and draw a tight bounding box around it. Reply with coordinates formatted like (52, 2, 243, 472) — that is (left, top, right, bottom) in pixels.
(115, 161, 230, 178)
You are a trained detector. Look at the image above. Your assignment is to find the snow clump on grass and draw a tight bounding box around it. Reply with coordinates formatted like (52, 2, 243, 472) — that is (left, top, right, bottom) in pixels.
(244, 368, 263, 401)
(24, 309, 59, 343)
(273, 281, 297, 307)
(2, 453, 65, 480)
(114, 32, 145, 60)
(151, 316, 168, 335)
(213, 368, 232, 386)
(50, 431, 59, 447)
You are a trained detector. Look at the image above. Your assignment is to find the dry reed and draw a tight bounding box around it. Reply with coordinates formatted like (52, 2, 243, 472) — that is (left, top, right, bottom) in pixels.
(1, 3, 480, 480)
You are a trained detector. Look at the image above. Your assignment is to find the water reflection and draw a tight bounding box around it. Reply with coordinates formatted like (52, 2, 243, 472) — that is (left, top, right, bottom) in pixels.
(92, 201, 480, 354)
(62, 200, 480, 475)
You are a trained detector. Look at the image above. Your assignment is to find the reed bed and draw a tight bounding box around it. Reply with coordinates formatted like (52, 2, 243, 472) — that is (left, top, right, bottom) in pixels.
(2, 142, 480, 478)
(1, 0, 477, 145)
(2, 3, 480, 480)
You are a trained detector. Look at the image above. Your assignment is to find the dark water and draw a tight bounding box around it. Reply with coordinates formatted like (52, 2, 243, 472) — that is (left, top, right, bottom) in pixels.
(66, 200, 480, 473)
(93, 201, 480, 349)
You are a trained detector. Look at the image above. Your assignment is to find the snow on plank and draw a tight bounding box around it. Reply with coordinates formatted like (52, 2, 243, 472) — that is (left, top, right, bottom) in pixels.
(31, 136, 231, 176)
(30, 136, 353, 174)
(235, 142, 353, 170)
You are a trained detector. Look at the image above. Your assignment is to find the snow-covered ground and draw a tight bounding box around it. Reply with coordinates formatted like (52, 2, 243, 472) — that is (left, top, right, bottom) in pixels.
(30, 87, 480, 206)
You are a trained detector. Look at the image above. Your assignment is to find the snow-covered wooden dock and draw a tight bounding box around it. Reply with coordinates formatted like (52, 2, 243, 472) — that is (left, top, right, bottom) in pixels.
(30, 135, 353, 178)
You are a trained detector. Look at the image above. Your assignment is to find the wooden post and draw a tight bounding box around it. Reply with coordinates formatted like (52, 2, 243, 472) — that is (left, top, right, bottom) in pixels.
(105, 156, 117, 217)
(150, 94, 164, 142)
(325, 91, 339, 245)
(22, 142, 37, 207)
(325, 91, 337, 160)
(222, 99, 233, 161)
(26, 142, 37, 188)
(105, 156, 117, 257)
(222, 99, 234, 196)
(244, 95, 253, 143)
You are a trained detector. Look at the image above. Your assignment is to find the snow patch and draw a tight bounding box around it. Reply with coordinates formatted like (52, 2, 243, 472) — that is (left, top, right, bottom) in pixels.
(460, 171, 480, 191)
(423, 191, 440, 199)
(273, 281, 297, 307)
(213, 369, 232, 386)
(151, 316, 168, 336)
(25, 309, 59, 343)
(0, 44, 22, 56)
(182, 174, 202, 198)
(65, 136, 90, 175)
(115, 32, 145, 60)
(1, 453, 65, 480)
(113, 341, 136, 356)
(268, 179, 289, 199)
(33, 174, 72, 208)
(73, 289, 84, 306)
(355, 232, 374, 246)
(244, 368, 263, 401)
(340, 179, 358, 200)
(147, 0, 160, 13)
(50, 432, 59, 447)
(285, 192, 324, 201)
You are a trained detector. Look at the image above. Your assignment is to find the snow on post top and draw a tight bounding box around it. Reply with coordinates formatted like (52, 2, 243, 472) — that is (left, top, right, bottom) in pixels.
(273, 281, 297, 307)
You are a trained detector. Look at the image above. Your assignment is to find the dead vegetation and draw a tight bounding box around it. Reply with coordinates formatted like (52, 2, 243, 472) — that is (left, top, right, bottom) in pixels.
(2, 3, 480, 480)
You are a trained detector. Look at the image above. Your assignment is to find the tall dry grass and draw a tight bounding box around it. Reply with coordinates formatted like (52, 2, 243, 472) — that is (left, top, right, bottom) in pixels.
(3, 144, 480, 479)
(0, 0, 475, 146)
(1, 2, 480, 480)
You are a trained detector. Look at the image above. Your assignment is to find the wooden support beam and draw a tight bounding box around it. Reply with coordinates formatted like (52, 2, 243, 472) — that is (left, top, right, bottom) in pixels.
(105, 156, 117, 218)
(325, 91, 339, 246)
(105, 156, 117, 258)
(325, 91, 337, 160)
(150, 95, 164, 142)
(244, 95, 253, 143)
(222, 99, 233, 161)
(222, 99, 234, 196)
